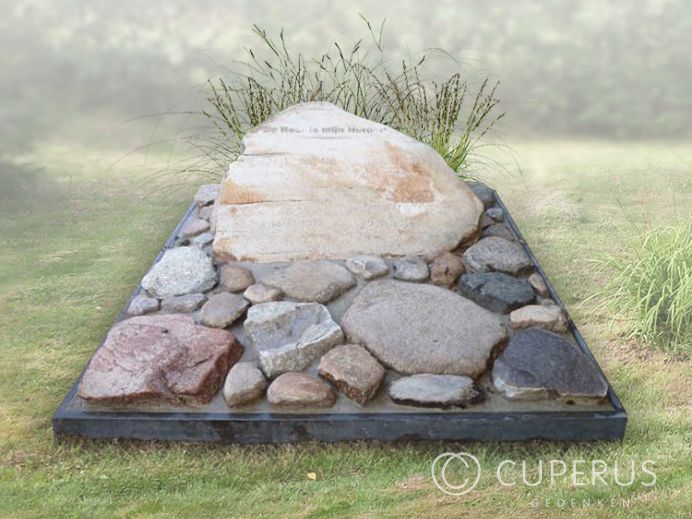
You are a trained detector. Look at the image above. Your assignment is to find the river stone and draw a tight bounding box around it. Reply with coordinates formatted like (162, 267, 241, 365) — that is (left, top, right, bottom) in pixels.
(481, 223, 517, 241)
(78, 314, 242, 405)
(194, 184, 219, 207)
(458, 272, 535, 313)
(126, 293, 159, 316)
(345, 255, 389, 280)
(245, 302, 344, 378)
(389, 374, 483, 409)
(463, 237, 533, 275)
(341, 280, 507, 377)
(198, 205, 213, 221)
(212, 102, 484, 262)
(485, 207, 504, 222)
(263, 261, 356, 304)
(318, 344, 385, 405)
(200, 292, 249, 328)
(429, 251, 465, 286)
(192, 232, 214, 249)
(223, 362, 267, 406)
(492, 328, 608, 402)
(243, 283, 283, 304)
(181, 217, 210, 238)
(392, 256, 429, 282)
(267, 372, 336, 408)
(141, 247, 216, 298)
(528, 272, 550, 297)
(219, 264, 255, 292)
(467, 181, 495, 208)
(161, 293, 207, 313)
(510, 304, 568, 333)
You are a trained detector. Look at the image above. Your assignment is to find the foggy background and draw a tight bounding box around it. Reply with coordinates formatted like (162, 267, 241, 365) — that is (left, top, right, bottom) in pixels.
(1, 0, 691, 156)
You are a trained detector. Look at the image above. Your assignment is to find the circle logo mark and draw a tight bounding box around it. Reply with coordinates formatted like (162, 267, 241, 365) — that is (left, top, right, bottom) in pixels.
(431, 452, 481, 496)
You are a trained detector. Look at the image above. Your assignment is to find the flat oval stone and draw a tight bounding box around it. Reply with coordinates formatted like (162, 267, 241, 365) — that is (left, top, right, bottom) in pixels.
(458, 272, 535, 313)
(481, 223, 517, 241)
(345, 255, 389, 280)
(200, 292, 249, 328)
(388, 374, 483, 409)
(263, 261, 356, 304)
(242, 283, 283, 304)
(340, 280, 507, 377)
(509, 304, 568, 333)
(492, 328, 608, 403)
(267, 372, 335, 408)
(141, 247, 217, 298)
(463, 237, 532, 275)
(161, 293, 207, 313)
(392, 256, 429, 282)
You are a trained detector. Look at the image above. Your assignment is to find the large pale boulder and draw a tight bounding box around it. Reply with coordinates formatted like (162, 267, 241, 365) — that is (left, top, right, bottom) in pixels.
(212, 102, 483, 262)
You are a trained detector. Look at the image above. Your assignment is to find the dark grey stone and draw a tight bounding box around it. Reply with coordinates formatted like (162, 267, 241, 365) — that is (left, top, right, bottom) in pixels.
(481, 223, 517, 241)
(485, 207, 504, 222)
(467, 181, 495, 208)
(458, 272, 535, 313)
(463, 237, 533, 275)
(492, 328, 609, 403)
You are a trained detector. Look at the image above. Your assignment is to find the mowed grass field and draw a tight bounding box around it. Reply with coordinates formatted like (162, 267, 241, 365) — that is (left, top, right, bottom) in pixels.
(0, 140, 690, 518)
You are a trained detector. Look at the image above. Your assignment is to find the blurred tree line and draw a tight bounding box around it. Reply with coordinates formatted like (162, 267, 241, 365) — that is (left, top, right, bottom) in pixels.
(1, 0, 690, 152)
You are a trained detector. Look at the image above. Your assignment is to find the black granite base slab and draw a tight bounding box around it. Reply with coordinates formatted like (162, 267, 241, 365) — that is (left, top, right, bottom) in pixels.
(52, 188, 627, 444)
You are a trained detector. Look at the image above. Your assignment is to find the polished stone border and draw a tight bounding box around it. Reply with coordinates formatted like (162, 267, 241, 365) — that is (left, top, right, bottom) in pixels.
(52, 189, 627, 443)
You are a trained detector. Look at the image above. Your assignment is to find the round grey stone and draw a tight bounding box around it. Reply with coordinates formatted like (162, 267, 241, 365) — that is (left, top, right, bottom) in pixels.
(161, 293, 207, 313)
(485, 207, 504, 222)
(345, 255, 389, 280)
(223, 362, 267, 406)
(458, 272, 535, 313)
(192, 232, 214, 249)
(340, 280, 507, 377)
(243, 283, 283, 304)
(492, 328, 608, 403)
(141, 247, 217, 298)
(127, 294, 159, 316)
(200, 292, 249, 328)
(389, 374, 483, 409)
(463, 237, 532, 275)
(392, 256, 429, 282)
(263, 261, 356, 304)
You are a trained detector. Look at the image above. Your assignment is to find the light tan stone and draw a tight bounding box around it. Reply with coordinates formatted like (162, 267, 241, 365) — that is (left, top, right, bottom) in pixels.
(213, 102, 483, 262)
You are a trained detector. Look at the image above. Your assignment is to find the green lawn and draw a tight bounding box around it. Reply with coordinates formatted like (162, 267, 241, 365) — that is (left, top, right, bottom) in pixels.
(0, 140, 690, 518)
